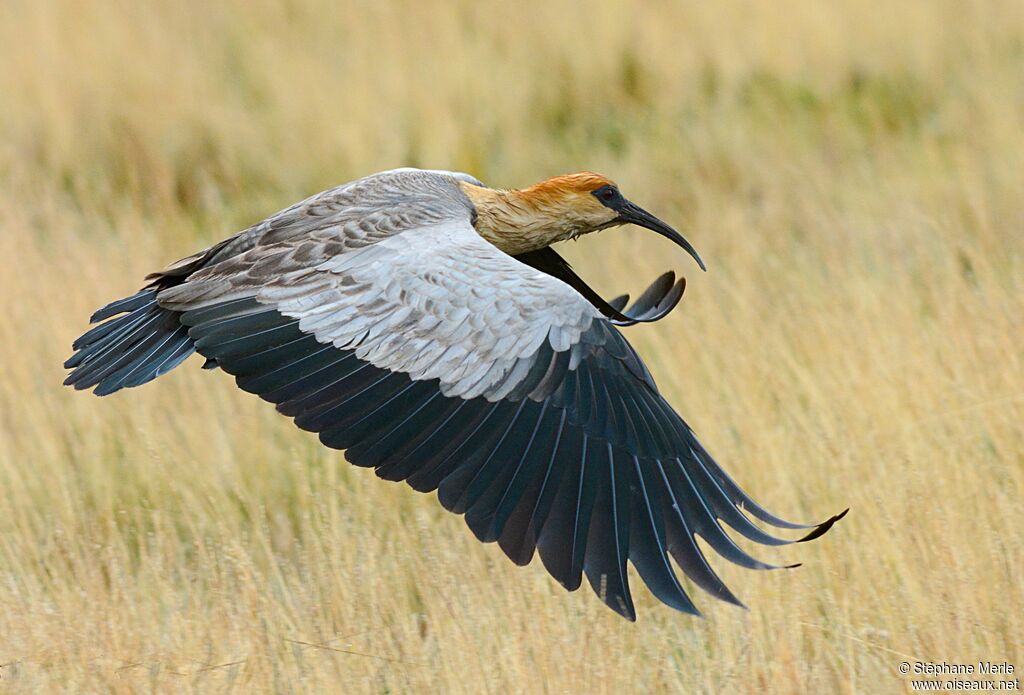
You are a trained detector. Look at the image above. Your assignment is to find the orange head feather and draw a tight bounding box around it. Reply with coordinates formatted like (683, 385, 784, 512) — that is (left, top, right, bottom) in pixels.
(521, 172, 618, 202)
(461, 172, 623, 254)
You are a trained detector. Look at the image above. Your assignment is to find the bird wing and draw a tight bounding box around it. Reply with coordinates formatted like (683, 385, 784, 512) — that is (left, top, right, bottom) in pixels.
(155, 194, 843, 621)
(62, 168, 482, 394)
(513, 246, 687, 326)
(149, 168, 481, 282)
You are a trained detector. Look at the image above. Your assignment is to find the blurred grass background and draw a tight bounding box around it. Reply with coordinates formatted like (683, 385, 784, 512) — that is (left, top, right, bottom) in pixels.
(1, 0, 1022, 692)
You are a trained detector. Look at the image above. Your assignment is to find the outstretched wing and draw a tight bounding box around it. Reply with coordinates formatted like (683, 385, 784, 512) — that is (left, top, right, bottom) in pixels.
(63, 169, 481, 394)
(156, 213, 843, 621)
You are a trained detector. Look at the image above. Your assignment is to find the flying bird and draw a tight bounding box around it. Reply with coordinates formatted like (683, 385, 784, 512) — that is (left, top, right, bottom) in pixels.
(64, 167, 844, 620)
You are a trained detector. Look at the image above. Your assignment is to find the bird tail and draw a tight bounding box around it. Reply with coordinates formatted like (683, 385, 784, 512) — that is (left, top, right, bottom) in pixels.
(63, 288, 195, 396)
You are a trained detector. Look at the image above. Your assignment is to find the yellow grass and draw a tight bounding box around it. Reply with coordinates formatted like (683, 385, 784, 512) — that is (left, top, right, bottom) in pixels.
(1, 1, 1022, 692)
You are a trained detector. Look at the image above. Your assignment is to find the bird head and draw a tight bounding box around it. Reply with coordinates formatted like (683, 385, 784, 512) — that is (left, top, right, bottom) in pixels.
(463, 172, 705, 270)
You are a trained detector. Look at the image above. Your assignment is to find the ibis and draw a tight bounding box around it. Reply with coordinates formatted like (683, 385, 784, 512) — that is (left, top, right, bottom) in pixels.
(65, 168, 844, 620)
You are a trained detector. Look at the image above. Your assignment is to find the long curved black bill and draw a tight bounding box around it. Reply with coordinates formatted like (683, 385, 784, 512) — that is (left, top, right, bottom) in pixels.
(618, 201, 706, 272)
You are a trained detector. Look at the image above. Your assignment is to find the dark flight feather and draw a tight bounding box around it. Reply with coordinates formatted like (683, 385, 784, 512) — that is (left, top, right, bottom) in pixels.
(64, 287, 195, 395)
(66, 288, 843, 621)
(174, 302, 842, 618)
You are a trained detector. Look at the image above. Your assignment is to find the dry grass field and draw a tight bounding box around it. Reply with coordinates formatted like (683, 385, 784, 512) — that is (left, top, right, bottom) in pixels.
(1, 1, 1022, 692)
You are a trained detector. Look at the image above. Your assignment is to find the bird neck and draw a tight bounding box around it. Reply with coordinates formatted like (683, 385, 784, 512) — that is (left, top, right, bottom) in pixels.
(459, 181, 581, 255)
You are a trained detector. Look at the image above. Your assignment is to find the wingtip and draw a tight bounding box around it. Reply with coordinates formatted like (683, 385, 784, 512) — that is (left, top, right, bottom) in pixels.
(91, 381, 122, 397)
(796, 508, 849, 544)
(596, 594, 638, 622)
(713, 587, 745, 611)
(597, 589, 638, 622)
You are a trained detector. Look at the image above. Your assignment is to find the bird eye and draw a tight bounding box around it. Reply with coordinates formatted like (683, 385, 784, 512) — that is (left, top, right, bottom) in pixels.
(592, 185, 622, 208)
